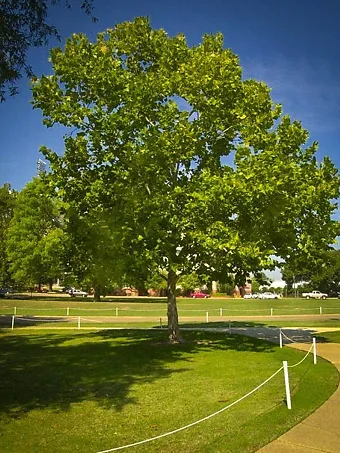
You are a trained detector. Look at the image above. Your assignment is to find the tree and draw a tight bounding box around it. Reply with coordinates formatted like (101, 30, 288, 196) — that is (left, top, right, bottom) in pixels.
(282, 249, 340, 295)
(0, 183, 17, 286)
(0, 0, 96, 101)
(32, 18, 340, 341)
(250, 272, 271, 294)
(177, 273, 202, 295)
(63, 207, 125, 301)
(6, 177, 66, 289)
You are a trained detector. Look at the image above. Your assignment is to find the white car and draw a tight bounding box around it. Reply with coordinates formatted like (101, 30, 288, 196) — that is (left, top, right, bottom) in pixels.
(243, 293, 260, 299)
(259, 292, 281, 299)
(69, 289, 88, 297)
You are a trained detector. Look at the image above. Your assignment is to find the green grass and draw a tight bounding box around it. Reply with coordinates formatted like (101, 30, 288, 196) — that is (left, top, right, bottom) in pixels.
(0, 295, 339, 332)
(315, 330, 340, 343)
(1, 296, 340, 317)
(0, 329, 338, 452)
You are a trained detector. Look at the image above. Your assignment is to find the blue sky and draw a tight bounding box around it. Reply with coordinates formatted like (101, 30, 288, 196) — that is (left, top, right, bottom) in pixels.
(1, 0, 339, 192)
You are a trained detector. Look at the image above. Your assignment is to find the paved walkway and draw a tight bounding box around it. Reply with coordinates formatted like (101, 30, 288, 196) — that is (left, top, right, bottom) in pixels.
(256, 342, 340, 453)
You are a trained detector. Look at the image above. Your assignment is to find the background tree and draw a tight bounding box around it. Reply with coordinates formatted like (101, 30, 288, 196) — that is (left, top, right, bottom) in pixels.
(63, 207, 125, 300)
(249, 272, 272, 294)
(177, 273, 202, 296)
(32, 18, 340, 341)
(282, 249, 340, 295)
(0, 0, 96, 101)
(6, 177, 66, 289)
(0, 183, 17, 286)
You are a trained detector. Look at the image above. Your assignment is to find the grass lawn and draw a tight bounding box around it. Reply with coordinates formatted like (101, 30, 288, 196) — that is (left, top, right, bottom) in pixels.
(1, 296, 340, 317)
(0, 329, 338, 453)
(315, 330, 340, 343)
(1, 296, 339, 331)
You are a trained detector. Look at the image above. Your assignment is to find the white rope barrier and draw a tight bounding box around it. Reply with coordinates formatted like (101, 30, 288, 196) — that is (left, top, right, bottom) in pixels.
(280, 331, 304, 344)
(287, 344, 314, 368)
(4, 306, 340, 316)
(95, 366, 284, 453)
(80, 317, 106, 323)
(18, 317, 67, 322)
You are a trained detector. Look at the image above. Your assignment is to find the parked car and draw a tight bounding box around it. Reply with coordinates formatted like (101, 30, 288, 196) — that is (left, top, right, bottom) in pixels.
(190, 292, 211, 298)
(259, 292, 281, 299)
(302, 290, 328, 300)
(0, 288, 10, 298)
(69, 289, 88, 297)
(62, 286, 74, 293)
(243, 293, 259, 299)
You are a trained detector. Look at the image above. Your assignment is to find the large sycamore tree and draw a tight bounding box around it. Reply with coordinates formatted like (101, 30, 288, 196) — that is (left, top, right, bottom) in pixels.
(32, 17, 340, 341)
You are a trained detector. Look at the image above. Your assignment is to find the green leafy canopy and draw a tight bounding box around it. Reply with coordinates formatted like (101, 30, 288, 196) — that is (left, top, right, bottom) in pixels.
(32, 17, 340, 339)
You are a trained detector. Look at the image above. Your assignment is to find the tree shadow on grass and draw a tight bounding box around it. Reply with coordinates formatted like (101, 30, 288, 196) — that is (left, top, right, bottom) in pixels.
(0, 328, 276, 420)
(0, 315, 70, 329)
(175, 321, 317, 345)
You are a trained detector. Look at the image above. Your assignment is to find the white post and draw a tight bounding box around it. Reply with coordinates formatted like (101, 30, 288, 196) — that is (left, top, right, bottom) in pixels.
(319, 307, 322, 315)
(14, 306, 17, 315)
(220, 308, 223, 317)
(279, 329, 283, 348)
(78, 316, 80, 330)
(313, 337, 317, 364)
(206, 311, 209, 323)
(11, 315, 15, 330)
(67, 307, 69, 316)
(283, 361, 292, 409)
(271, 308, 273, 316)
(116, 307, 118, 317)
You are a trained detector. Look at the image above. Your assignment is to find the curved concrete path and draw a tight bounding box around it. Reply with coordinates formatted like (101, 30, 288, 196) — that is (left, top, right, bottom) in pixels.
(256, 342, 340, 453)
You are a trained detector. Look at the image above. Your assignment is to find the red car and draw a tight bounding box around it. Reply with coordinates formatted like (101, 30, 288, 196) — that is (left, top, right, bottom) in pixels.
(190, 292, 211, 298)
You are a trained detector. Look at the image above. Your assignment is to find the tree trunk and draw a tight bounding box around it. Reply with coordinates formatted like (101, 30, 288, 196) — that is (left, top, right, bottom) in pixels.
(94, 286, 101, 302)
(137, 285, 148, 296)
(167, 269, 183, 343)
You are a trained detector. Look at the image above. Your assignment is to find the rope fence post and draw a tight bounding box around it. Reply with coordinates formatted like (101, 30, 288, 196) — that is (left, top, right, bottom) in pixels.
(14, 306, 17, 315)
(270, 308, 273, 316)
(78, 316, 80, 330)
(283, 361, 292, 409)
(67, 307, 70, 316)
(220, 308, 223, 317)
(206, 311, 209, 323)
(319, 306, 322, 315)
(313, 337, 317, 364)
(11, 315, 15, 330)
(116, 307, 118, 317)
(279, 329, 283, 348)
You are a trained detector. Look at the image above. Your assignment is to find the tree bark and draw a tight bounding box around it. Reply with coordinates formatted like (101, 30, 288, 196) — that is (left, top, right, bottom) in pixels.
(94, 286, 101, 302)
(167, 269, 183, 343)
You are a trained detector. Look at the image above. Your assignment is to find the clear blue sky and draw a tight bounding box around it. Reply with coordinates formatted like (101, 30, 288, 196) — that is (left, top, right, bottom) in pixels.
(1, 0, 340, 192)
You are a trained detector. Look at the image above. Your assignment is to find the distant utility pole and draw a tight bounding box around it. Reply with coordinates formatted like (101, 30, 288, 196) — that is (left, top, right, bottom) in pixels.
(36, 159, 46, 176)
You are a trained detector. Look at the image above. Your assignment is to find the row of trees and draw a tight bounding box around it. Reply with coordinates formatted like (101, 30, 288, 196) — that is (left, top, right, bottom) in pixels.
(282, 249, 340, 295)
(0, 177, 216, 298)
(0, 177, 150, 297)
(2, 18, 340, 341)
